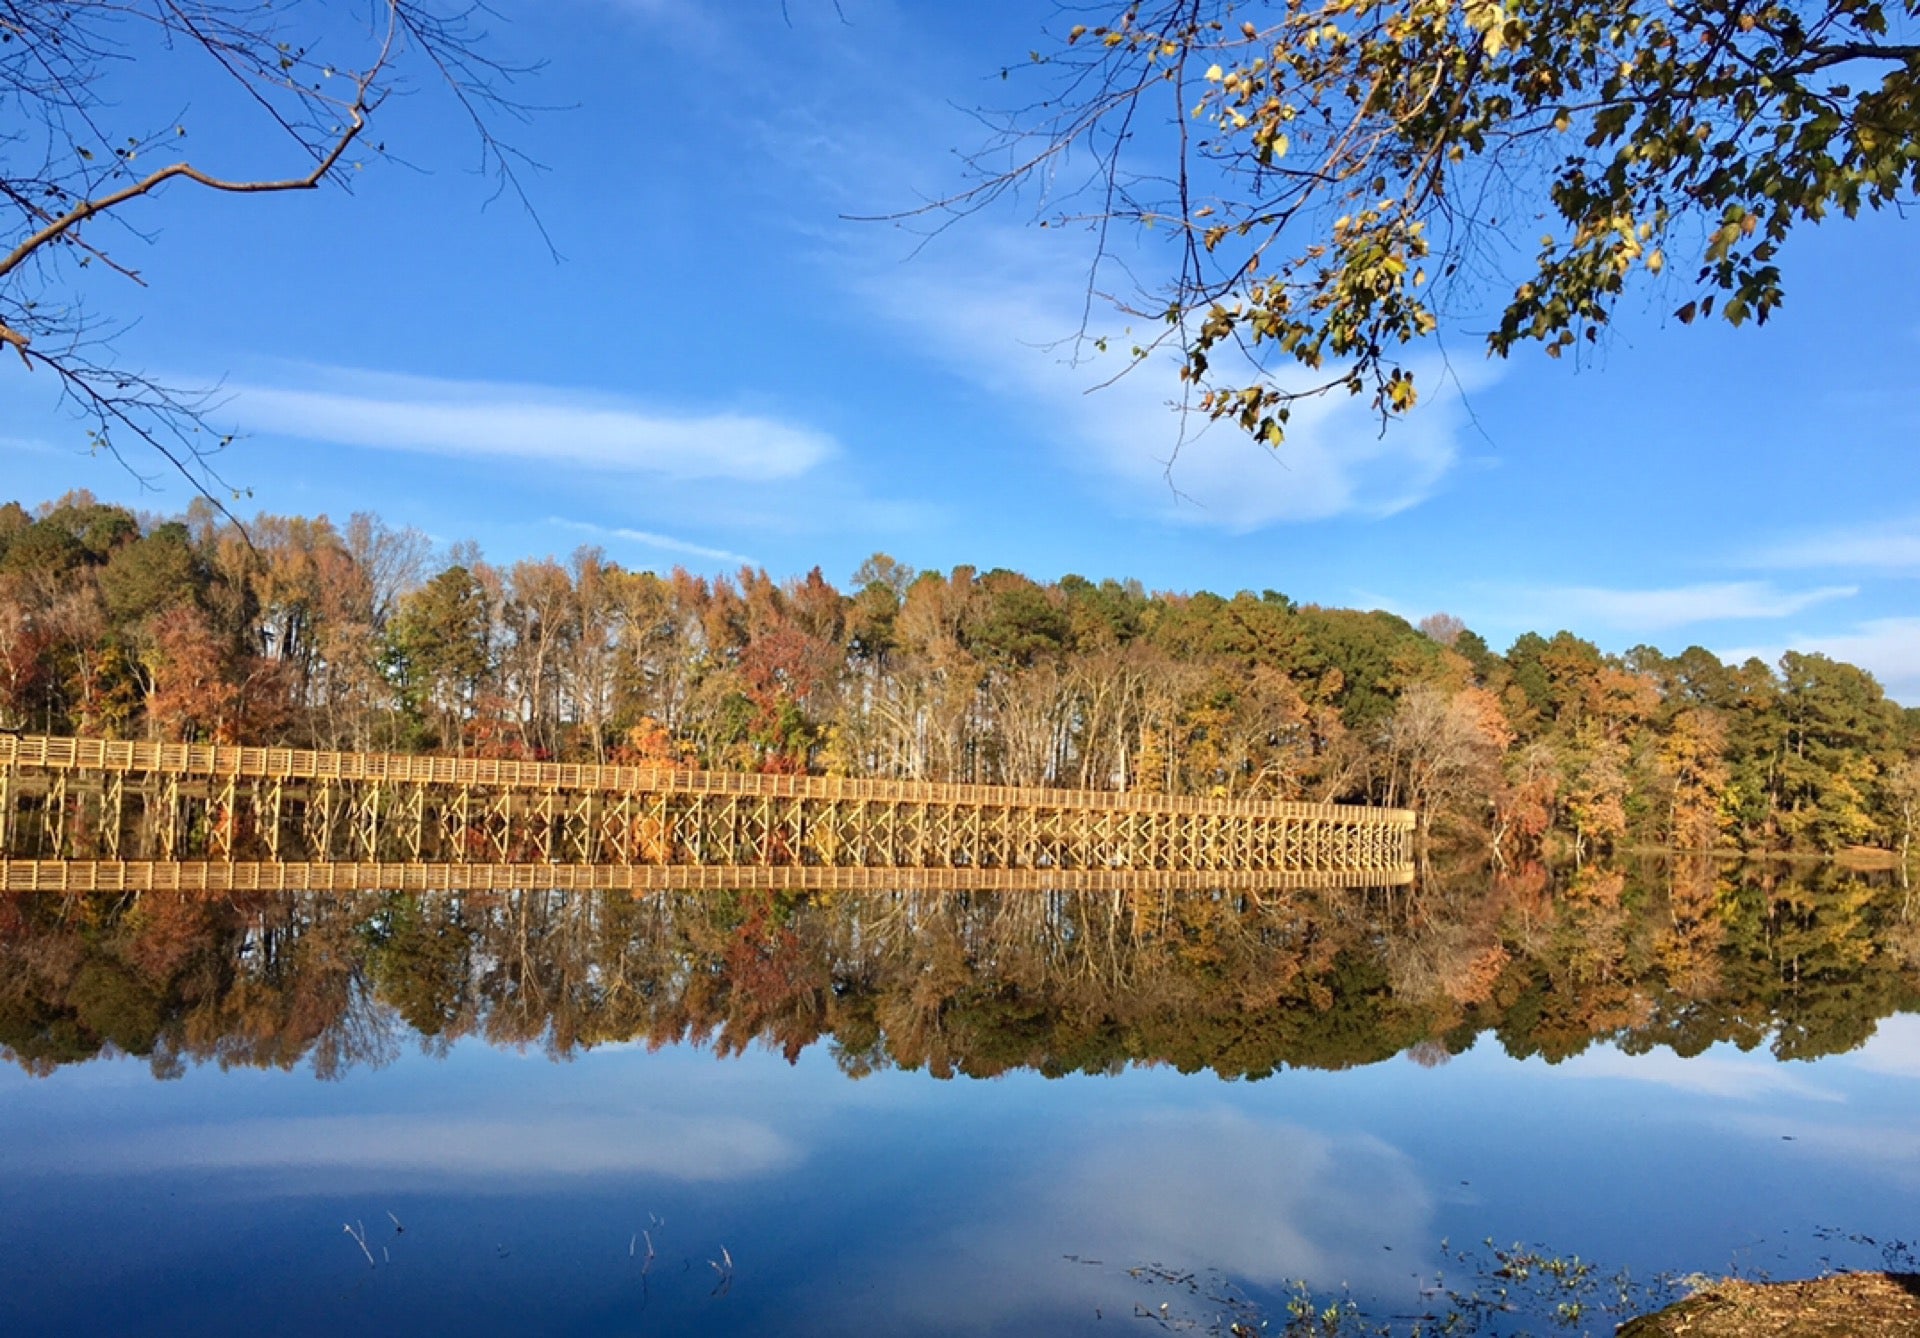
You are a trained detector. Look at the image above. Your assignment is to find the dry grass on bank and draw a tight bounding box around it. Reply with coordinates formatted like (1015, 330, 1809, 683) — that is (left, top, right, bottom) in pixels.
(1618, 1272, 1920, 1337)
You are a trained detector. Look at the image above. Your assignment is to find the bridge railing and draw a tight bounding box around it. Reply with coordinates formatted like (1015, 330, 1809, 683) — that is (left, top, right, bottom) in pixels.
(0, 733, 1414, 826)
(1, 733, 1417, 880)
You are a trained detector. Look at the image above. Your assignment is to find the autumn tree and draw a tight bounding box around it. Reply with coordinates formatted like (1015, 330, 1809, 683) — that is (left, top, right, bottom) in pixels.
(240, 513, 375, 730)
(563, 548, 625, 764)
(611, 568, 704, 743)
(141, 605, 242, 742)
(1380, 681, 1512, 843)
(1883, 753, 1918, 884)
(0, 496, 137, 732)
(961, 1, 1920, 449)
(501, 557, 577, 758)
(1656, 705, 1735, 849)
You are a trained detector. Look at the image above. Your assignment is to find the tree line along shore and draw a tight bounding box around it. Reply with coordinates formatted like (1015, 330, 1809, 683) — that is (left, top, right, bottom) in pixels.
(1, 492, 1915, 863)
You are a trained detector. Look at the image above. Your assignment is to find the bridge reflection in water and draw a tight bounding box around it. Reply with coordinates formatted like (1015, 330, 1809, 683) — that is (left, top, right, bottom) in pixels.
(0, 734, 1415, 893)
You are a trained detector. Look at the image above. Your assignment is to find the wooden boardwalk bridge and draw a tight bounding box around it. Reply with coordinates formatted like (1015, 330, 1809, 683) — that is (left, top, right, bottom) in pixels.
(0, 734, 1416, 893)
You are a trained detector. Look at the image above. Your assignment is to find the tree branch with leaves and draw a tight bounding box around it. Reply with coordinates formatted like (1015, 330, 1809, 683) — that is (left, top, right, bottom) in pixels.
(955, 0, 1920, 446)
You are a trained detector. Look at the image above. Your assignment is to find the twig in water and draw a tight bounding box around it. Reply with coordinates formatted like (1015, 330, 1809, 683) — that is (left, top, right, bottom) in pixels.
(344, 1221, 375, 1267)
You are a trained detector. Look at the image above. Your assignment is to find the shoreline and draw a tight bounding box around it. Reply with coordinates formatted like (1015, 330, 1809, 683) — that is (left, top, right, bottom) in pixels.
(1619, 1271, 1920, 1336)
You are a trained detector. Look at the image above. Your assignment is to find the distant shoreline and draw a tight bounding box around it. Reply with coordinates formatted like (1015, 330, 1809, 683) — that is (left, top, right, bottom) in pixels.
(1621, 844, 1908, 870)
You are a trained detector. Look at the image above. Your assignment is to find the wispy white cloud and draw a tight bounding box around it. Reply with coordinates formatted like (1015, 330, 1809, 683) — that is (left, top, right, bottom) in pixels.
(1721, 616, 1920, 703)
(551, 516, 757, 567)
(590, 0, 742, 46)
(0, 434, 68, 458)
(854, 227, 1489, 529)
(1077, 352, 1487, 529)
(729, 7, 1491, 531)
(1749, 515, 1920, 575)
(219, 367, 837, 482)
(1495, 580, 1856, 633)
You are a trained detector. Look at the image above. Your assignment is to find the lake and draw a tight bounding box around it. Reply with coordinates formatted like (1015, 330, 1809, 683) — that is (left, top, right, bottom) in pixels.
(1, 860, 1915, 1335)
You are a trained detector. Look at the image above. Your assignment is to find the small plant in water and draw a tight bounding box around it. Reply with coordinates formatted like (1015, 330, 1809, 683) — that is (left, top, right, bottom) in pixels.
(1282, 1282, 1373, 1335)
(1812, 1227, 1920, 1275)
(1117, 1237, 1683, 1337)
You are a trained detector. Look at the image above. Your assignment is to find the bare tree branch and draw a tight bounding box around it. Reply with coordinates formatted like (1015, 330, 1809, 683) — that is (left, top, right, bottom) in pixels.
(0, 1, 546, 507)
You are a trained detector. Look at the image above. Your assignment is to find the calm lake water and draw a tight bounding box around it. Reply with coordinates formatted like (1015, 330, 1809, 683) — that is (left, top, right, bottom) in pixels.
(1, 862, 1916, 1335)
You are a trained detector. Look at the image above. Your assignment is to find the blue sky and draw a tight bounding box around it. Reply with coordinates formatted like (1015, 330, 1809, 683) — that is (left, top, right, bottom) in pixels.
(5, 1, 1917, 699)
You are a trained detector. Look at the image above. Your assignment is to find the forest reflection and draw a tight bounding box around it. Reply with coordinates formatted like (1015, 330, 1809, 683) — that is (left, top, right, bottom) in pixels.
(2, 860, 1914, 1082)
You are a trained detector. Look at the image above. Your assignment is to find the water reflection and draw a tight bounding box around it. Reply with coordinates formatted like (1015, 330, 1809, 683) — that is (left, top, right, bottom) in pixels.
(827, 1110, 1435, 1333)
(0, 860, 1916, 1335)
(63, 1112, 802, 1184)
(1, 859, 1913, 1082)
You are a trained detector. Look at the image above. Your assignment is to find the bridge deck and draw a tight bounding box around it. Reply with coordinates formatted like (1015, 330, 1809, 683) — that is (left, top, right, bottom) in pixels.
(2, 733, 1403, 820)
(0, 734, 1416, 882)
(0, 861, 1411, 894)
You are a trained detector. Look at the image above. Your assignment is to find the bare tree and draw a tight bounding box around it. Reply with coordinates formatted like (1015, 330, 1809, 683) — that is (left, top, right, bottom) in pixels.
(1, 2, 540, 513)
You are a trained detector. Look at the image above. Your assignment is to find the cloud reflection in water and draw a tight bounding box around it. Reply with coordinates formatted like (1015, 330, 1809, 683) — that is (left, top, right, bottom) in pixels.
(34, 1111, 799, 1188)
(819, 1107, 1434, 1335)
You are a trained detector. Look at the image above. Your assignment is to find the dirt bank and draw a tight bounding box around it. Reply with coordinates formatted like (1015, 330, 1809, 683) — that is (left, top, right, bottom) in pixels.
(1618, 1272, 1920, 1337)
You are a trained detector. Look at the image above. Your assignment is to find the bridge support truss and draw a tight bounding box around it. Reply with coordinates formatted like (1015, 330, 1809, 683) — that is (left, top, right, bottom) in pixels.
(0, 735, 1415, 889)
